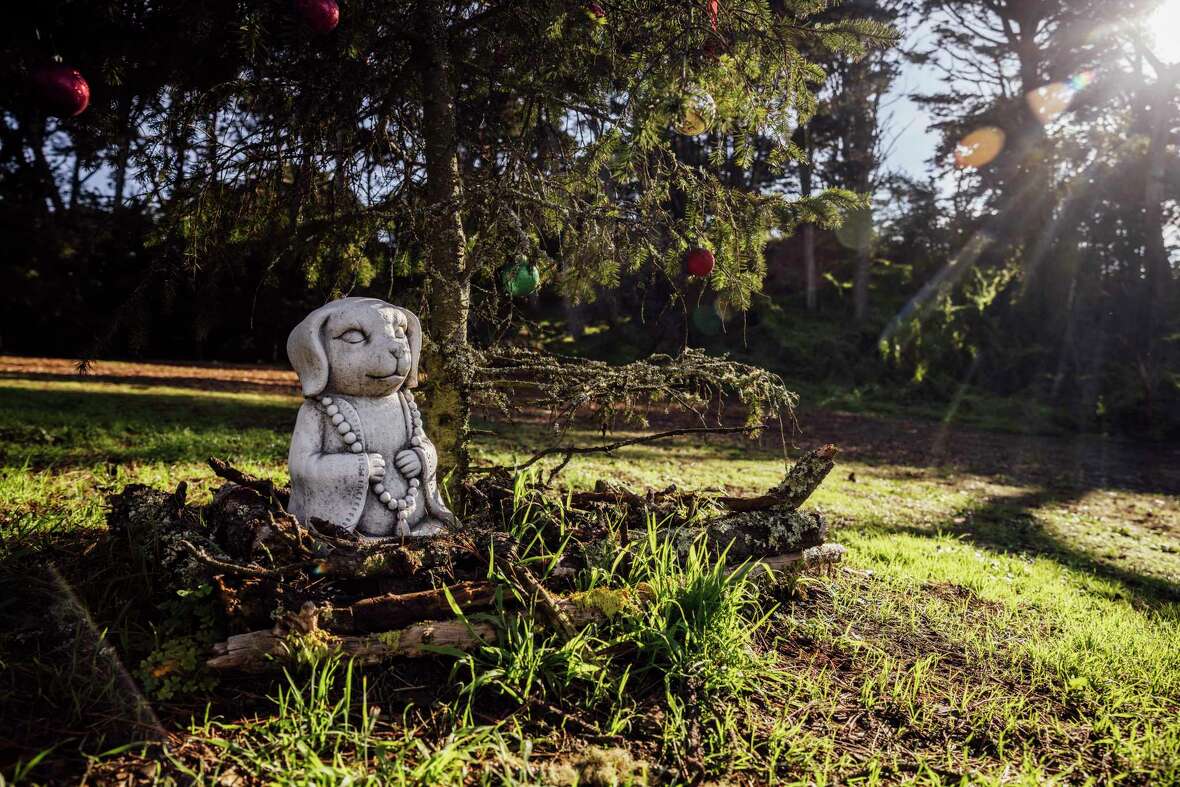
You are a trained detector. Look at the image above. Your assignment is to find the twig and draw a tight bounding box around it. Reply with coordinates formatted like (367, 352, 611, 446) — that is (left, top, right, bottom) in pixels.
(494, 543, 578, 641)
(177, 539, 286, 579)
(515, 426, 755, 477)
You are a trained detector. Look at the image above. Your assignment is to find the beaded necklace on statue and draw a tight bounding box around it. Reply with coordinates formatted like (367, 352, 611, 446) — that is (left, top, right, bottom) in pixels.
(315, 389, 425, 531)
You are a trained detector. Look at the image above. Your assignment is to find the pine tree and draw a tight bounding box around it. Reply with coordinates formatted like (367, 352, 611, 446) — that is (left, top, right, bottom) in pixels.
(6, 0, 896, 473)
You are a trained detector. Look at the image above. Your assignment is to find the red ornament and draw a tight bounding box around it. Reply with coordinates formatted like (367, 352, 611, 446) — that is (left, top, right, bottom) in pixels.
(586, 2, 606, 20)
(685, 247, 715, 277)
(707, 0, 720, 30)
(295, 0, 340, 33)
(32, 65, 90, 117)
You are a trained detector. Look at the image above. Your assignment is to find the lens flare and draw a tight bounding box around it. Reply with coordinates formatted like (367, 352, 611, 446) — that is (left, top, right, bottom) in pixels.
(1067, 70, 1094, 91)
(954, 127, 1005, 169)
(836, 207, 875, 251)
(1027, 83, 1072, 125)
(1026, 71, 1094, 125)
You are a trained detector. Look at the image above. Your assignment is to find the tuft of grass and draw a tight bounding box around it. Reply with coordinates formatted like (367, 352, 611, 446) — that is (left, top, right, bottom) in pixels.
(617, 518, 775, 700)
(169, 656, 528, 786)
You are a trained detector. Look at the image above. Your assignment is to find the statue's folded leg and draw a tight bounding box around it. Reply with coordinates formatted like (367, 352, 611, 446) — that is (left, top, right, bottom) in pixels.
(410, 519, 446, 537)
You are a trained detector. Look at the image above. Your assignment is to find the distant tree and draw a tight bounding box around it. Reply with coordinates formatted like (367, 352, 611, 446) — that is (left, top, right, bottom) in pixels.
(807, 0, 906, 323)
(888, 0, 1179, 434)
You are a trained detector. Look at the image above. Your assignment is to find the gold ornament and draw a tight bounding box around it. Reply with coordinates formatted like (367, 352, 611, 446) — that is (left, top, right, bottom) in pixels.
(673, 86, 716, 136)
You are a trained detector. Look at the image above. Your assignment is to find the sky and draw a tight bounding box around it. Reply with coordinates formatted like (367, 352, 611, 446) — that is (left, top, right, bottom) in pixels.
(879, 25, 943, 181)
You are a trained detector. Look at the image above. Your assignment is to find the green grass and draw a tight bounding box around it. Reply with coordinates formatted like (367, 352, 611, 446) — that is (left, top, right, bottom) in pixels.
(1, 375, 1179, 784)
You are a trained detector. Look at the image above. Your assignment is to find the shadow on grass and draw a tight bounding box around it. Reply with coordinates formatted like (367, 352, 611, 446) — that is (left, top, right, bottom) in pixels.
(885, 484, 1180, 609)
(786, 407, 1180, 497)
(0, 525, 168, 774)
(0, 370, 298, 397)
(0, 385, 295, 469)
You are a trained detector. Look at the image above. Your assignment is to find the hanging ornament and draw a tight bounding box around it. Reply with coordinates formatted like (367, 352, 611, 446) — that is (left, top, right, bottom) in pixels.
(32, 65, 90, 117)
(673, 86, 716, 136)
(706, 0, 720, 30)
(585, 2, 607, 23)
(501, 258, 541, 297)
(295, 0, 340, 33)
(684, 247, 715, 278)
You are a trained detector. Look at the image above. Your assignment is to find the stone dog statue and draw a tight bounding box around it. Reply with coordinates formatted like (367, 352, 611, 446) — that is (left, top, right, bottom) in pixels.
(286, 297, 453, 537)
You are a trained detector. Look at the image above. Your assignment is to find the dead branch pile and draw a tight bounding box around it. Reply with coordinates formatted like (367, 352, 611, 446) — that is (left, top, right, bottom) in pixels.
(106, 446, 842, 674)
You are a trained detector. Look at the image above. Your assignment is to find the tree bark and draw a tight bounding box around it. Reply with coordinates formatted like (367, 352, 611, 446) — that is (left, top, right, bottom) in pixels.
(802, 223, 817, 312)
(799, 130, 817, 311)
(1137, 65, 1176, 434)
(416, 4, 471, 481)
(715, 444, 837, 512)
(852, 245, 870, 323)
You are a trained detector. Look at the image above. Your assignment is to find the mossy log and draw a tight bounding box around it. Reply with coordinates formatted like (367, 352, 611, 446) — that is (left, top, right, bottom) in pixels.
(715, 444, 838, 513)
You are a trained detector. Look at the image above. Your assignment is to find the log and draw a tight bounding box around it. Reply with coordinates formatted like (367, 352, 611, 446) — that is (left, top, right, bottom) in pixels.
(696, 509, 828, 562)
(208, 619, 501, 672)
(206, 545, 845, 672)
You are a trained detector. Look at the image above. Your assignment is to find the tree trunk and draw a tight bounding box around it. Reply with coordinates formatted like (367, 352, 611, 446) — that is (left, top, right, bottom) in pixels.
(28, 116, 65, 215)
(799, 131, 817, 311)
(1137, 66, 1176, 434)
(68, 154, 82, 212)
(416, 6, 472, 480)
(112, 96, 133, 213)
(852, 245, 870, 323)
(802, 224, 817, 311)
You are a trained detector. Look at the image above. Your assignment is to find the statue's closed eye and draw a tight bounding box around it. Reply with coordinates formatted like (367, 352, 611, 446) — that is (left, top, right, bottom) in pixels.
(337, 329, 367, 344)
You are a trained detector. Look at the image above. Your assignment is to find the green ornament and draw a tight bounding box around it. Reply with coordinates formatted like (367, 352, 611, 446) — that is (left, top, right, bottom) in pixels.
(691, 303, 723, 336)
(501, 259, 541, 297)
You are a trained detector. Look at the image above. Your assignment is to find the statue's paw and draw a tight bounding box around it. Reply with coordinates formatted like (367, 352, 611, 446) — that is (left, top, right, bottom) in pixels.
(409, 519, 446, 537)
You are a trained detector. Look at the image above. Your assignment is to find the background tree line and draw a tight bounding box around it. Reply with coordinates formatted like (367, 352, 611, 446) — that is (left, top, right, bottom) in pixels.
(1, 0, 1176, 438)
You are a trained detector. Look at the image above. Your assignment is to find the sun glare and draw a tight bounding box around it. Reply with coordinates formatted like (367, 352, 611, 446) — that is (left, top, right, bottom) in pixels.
(1150, 0, 1180, 64)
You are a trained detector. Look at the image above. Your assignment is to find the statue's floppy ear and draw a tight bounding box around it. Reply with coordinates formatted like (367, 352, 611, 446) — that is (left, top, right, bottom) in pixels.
(395, 307, 422, 389)
(287, 305, 334, 397)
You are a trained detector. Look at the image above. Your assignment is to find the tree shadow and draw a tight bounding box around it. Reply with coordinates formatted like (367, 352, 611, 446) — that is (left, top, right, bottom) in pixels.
(886, 482, 1180, 609)
(0, 385, 296, 469)
(0, 370, 298, 397)
(793, 408, 1180, 498)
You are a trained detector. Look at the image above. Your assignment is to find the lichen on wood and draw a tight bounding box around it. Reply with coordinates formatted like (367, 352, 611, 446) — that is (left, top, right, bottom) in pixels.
(471, 346, 798, 438)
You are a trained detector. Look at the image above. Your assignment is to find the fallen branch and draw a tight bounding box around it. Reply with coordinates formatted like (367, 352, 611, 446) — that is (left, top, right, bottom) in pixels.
(339, 580, 498, 633)
(207, 457, 291, 508)
(716, 444, 838, 513)
(494, 543, 578, 641)
(208, 618, 500, 672)
(178, 538, 289, 579)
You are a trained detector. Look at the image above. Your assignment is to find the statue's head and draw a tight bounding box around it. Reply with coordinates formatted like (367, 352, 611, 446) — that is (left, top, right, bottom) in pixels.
(287, 297, 421, 398)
